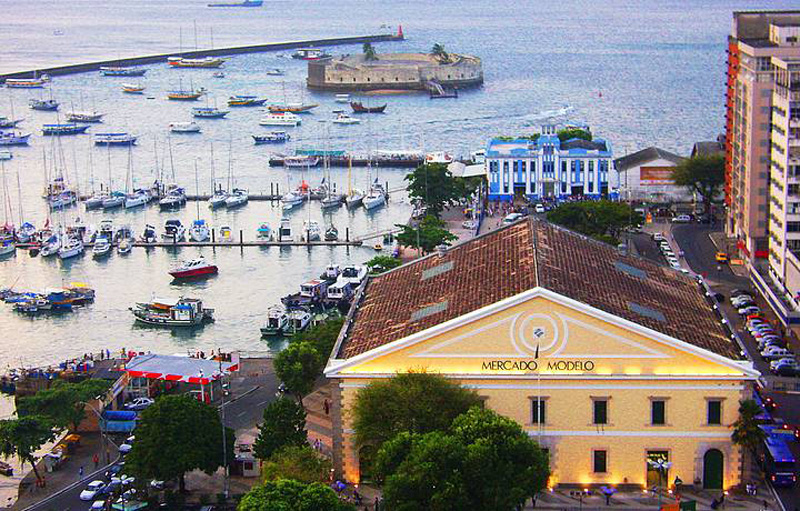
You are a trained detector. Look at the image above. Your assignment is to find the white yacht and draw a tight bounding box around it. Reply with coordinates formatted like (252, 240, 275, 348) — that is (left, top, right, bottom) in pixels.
(278, 218, 292, 240)
(259, 112, 301, 127)
(345, 189, 365, 209)
(189, 219, 210, 242)
(169, 121, 202, 133)
(58, 237, 84, 260)
(162, 219, 186, 242)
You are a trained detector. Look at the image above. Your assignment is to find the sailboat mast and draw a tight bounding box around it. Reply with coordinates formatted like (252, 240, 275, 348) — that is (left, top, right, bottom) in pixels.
(194, 159, 201, 220)
(209, 141, 216, 193)
(167, 134, 176, 182)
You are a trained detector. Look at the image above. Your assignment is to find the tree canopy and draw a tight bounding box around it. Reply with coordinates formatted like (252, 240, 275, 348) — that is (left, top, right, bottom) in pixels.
(404, 163, 474, 218)
(352, 371, 482, 450)
(546, 200, 642, 244)
(732, 399, 766, 454)
(0, 416, 56, 480)
(365, 255, 402, 275)
(261, 445, 331, 484)
(395, 215, 458, 255)
(557, 128, 592, 143)
(362, 42, 377, 61)
(290, 317, 344, 360)
(430, 43, 450, 63)
(375, 407, 550, 511)
(254, 397, 308, 461)
(125, 394, 234, 492)
(274, 342, 324, 404)
(671, 154, 725, 216)
(18, 378, 111, 432)
(238, 479, 355, 511)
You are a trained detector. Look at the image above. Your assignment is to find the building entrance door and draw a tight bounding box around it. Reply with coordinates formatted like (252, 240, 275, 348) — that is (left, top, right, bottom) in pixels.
(646, 451, 670, 488)
(703, 449, 723, 489)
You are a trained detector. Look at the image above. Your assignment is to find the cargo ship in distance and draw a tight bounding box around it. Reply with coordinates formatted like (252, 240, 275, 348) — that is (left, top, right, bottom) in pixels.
(208, 0, 262, 6)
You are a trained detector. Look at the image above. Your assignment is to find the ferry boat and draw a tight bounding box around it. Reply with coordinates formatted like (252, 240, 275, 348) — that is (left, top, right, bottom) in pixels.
(94, 132, 137, 146)
(208, 0, 262, 6)
(168, 56, 225, 69)
(291, 48, 330, 60)
(228, 95, 266, 107)
(5, 78, 48, 89)
(100, 67, 147, 77)
(260, 305, 289, 336)
(162, 219, 187, 242)
(130, 297, 214, 327)
(42, 123, 89, 136)
(122, 84, 145, 94)
(332, 113, 360, 125)
(350, 101, 387, 113)
(284, 155, 319, 168)
(29, 99, 59, 111)
(0, 132, 31, 146)
(259, 112, 301, 127)
(169, 121, 201, 133)
(192, 107, 229, 119)
(169, 257, 218, 279)
(66, 111, 104, 123)
(253, 131, 289, 144)
(267, 103, 318, 114)
(269, 149, 424, 168)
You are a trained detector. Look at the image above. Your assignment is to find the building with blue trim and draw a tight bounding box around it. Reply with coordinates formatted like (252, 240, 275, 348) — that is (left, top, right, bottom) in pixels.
(486, 124, 618, 202)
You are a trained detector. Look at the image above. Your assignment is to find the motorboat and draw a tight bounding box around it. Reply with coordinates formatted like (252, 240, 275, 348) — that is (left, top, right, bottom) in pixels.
(169, 121, 201, 133)
(42, 123, 89, 136)
(130, 297, 214, 327)
(284, 155, 319, 168)
(122, 84, 145, 94)
(29, 98, 59, 111)
(260, 305, 289, 337)
(335, 94, 350, 103)
(278, 218, 292, 240)
(228, 95, 266, 107)
(159, 185, 186, 209)
(266, 68, 284, 76)
(100, 67, 147, 77)
(302, 220, 321, 242)
(259, 112, 301, 127)
(291, 48, 330, 60)
(268, 103, 318, 114)
(219, 225, 233, 242)
(256, 223, 273, 240)
(281, 190, 305, 211)
(94, 132, 137, 146)
(253, 131, 290, 144)
(345, 189, 365, 209)
(192, 107, 229, 119)
(92, 237, 112, 259)
(114, 225, 133, 244)
(58, 237, 84, 260)
(169, 257, 218, 279)
(208, 190, 228, 209)
(162, 219, 186, 242)
(188, 219, 210, 242)
(101, 191, 126, 210)
(224, 188, 248, 208)
(141, 224, 157, 243)
(98, 219, 115, 240)
(324, 225, 339, 241)
(332, 113, 360, 125)
(124, 189, 150, 209)
(0, 132, 31, 146)
(168, 56, 225, 68)
(66, 111, 104, 123)
(337, 265, 368, 287)
(117, 237, 133, 255)
(285, 309, 312, 336)
(213, 72, 225, 78)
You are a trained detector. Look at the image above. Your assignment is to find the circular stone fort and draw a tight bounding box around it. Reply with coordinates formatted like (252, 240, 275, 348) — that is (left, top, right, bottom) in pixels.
(306, 51, 483, 92)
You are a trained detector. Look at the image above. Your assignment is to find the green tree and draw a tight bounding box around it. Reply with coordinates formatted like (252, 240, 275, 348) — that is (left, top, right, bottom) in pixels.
(365, 255, 402, 274)
(0, 416, 56, 481)
(377, 408, 550, 511)
(291, 318, 344, 359)
(125, 395, 234, 492)
(18, 379, 111, 432)
(671, 154, 725, 217)
(430, 43, 450, 63)
(557, 128, 592, 143)
(254, 397, 308, 461)
(238, 479, 355, 511)
(274, 342, 323, 404)
(732, 399, 767, 481)
(352, 371, 482, 450)
(395, 215, 458, 254)
(404, 163, 473, 218)
(261, 445, 331, 484)
(546, 200, 642, 244)
(362, 42, 377, 61)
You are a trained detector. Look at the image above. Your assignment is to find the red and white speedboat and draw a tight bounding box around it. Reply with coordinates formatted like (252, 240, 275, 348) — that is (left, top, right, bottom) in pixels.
(168, 258, 218, 279)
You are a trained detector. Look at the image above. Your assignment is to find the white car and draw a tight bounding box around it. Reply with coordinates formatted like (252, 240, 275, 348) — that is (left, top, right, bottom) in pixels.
(119, 442, 133, 454)
(671, 214, 692, 223)
(124, 397, 154, 411)
(90, 500, 107, 510)
(652, 232, 665, 241)
(534, 204, 545, 214)
(502, 212, 523, 224)
(739, 306, 760, 315)
(762, 346, 794, 361)
(80, 481, 106, 501)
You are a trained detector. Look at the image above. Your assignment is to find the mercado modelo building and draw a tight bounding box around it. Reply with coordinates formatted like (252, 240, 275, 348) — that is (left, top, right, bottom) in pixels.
(324, 218, 758, 490)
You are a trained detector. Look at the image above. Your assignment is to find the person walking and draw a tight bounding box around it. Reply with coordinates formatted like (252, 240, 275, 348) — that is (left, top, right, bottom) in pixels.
(93, 453, 99, 469)
(79, 466, 84, 479)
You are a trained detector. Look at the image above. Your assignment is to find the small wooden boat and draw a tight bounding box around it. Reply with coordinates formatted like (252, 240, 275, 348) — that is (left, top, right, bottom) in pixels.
(122, 84, 145, 94)
(350, 102, 387, 113)
(332, 113, 360, 125)
(253, 131, 290, 144)
(228, 95, 266, 107)
(268, 103, 318, 114)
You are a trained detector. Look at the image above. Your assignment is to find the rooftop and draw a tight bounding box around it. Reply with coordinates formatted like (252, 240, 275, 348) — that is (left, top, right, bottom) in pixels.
(487, 136, 610, 157)
(614, 146, 685, 171)
(335, 219, 739, 361)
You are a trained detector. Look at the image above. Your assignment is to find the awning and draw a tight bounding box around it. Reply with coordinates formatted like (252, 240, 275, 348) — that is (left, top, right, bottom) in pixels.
(125, 353, 238, 385)
(448, 161, 485, 178)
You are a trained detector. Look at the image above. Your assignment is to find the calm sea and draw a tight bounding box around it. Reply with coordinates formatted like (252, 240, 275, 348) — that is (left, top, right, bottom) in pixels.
(0, 0, 791, 369)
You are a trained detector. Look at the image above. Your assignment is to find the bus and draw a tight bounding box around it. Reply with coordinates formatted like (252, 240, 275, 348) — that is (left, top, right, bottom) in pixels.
(760, 425, 797, 488)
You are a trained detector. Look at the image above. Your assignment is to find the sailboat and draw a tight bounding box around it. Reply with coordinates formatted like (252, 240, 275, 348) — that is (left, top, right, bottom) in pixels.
(320, 134, 342, 209)
(363, 175, 386, 211)
(189, 160, 210, 242)
(345, 156, 364, 209)
(207, 141, 227, 209)
(223, 139, 247, 208)
(124, 146, 150, 209)
(14, 169, 34, 244)
(0, 162, 16, 257)
(84, 141, 107, 210)
(101, 145, 125, 209)
(167, 78, 205, 101)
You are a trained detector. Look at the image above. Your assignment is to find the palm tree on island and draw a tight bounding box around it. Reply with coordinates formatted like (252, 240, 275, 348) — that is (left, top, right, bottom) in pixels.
(362, 42, 378, 61)
(430, 43, 451, 63)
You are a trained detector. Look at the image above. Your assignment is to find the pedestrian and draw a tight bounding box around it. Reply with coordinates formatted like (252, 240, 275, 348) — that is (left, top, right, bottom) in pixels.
(41, 475, 45, 488)
(79, 466, 84, 479)
(323, 399, 330, 415)
(106, 348, 110, 360)
(93, 453, 99, 469)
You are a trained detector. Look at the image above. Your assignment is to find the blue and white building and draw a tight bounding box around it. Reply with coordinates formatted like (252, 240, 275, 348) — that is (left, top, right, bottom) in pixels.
(486, 125, 618, 201)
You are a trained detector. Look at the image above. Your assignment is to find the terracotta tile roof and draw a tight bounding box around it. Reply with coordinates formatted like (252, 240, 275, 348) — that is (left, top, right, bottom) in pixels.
(335, 218, 740, 361)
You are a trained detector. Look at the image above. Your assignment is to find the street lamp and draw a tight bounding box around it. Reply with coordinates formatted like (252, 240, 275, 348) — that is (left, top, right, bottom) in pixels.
(647, 458, 673, 509)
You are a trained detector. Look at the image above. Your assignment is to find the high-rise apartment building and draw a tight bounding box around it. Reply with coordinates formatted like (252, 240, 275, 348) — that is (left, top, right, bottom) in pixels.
(726, 11, 800, 260)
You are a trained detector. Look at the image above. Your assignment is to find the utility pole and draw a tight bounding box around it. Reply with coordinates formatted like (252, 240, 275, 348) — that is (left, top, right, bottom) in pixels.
(218, 351, 230, 499)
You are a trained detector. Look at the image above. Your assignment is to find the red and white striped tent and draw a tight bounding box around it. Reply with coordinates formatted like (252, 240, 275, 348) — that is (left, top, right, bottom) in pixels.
(125, 353, 239, 385)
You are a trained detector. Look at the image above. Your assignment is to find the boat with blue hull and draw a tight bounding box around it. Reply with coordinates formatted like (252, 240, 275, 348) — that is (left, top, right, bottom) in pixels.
(208, 0, 262, 6)
(0, 132, 31, 146)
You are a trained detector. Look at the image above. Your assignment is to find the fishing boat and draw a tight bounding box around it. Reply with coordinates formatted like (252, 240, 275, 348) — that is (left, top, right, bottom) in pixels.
(252, 131, 289, 144)
(5, 78, 48, 89)
(267, 103, 318, 113)
(162, 219, 186, 242)
(332, 113, 360, 125)
(224, 188, 248, 208)
(208, 0, 262, 6)
(159, 185, 186, 209)
(284, 155, 320, 168)
(66, 111, 104, 123)
(259, 112, 301, 127)
(281, 190, 305, 210)
(256, 223, 272, 240)
(227, 95, 266, 107)
(278, 218, 292, 240)
(350, 102, 387, 113)
(302, 220, 321, 241)
(169, 121, 201, 133)
(324, 225, 339, 241)
(100, 67, 147, 77)
(285, 309, 312, 336)
(169, 257, 218, 279)
(260, 305, 289, 336)
(29, 99, 59, 111)
(102, 191, 126, 210)
(363, 179, 386, 211)
(266, 69, 284, 76)
(92, 237, 112, 259)
(124, 189, 150, 209)
(117, 237, 133, 255)
(0, 151, 12, 161)
(192, 107, 229, 119)
(130, 297, 214, 327)
(338, 265, 368, 286)
(291, 48, 330, 60)
(122, 84, 145, 94)
(58, 236, 84, 260)
(42, 123, 89, 136)
(168, 56, 225, 69)
(0, 132, 30, 146)
(335, 94, 350, 103)
(94, 132, 137, 146)
(0, 117, 22, 129)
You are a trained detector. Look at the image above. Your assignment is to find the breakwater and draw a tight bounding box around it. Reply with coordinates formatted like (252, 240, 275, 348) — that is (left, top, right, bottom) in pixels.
(0, 32, 403, 80)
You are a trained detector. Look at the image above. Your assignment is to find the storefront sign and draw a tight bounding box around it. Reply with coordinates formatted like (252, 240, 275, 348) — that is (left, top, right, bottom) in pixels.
(481, 359, 595, 372)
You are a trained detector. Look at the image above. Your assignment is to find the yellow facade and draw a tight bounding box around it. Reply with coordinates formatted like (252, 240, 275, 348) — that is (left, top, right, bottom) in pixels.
(326, 289, 758, 489)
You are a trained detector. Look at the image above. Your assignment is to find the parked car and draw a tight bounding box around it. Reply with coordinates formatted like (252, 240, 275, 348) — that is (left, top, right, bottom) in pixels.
(119, 442, 133, 454)
(502, 212, 524, 224)
(731, 289, 752, 297)
(772, 358, 800, 376)
(90, 500, 107, 511)
(124, 397, 154, 411)
(80, 481, 107, 501)
(761, 346, 795, 361)
(652, 232, 665, 241)
(739, 306, 761, 316)
(534, 204, 545, 214)
(671, 214, 692, 223)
